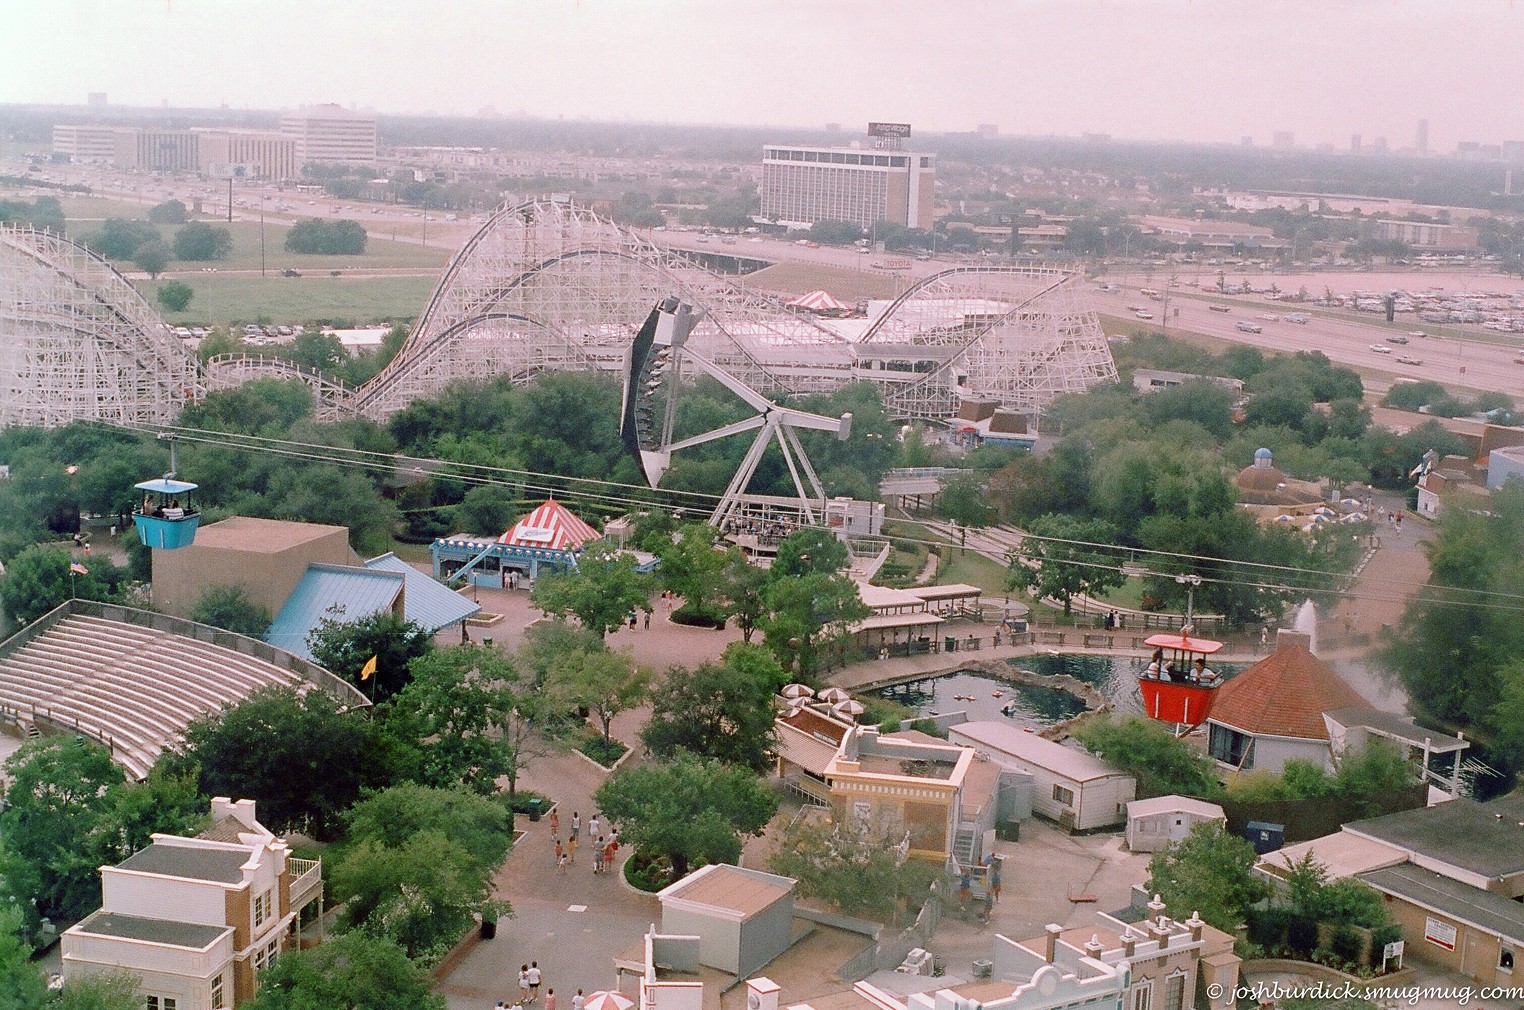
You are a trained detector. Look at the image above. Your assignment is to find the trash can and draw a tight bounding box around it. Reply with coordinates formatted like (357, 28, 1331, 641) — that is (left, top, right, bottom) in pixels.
(480, 918, 497, 940)
(945, 636, 957, 653)
(972, 960, 993, 979)
(527, 799, 542, 823)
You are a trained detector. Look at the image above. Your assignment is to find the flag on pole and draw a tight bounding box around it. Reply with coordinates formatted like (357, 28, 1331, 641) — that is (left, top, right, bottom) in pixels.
(359, 655, 378, 681)
(70, 563, 89, 575)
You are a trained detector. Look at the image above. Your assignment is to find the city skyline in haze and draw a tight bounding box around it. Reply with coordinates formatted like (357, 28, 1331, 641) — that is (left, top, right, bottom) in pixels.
(2, 0, 1519, 152)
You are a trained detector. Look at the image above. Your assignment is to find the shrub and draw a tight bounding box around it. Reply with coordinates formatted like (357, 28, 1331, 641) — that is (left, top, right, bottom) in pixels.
(1330, 924, 1364, 964)
(173, 221, 232, 261)
(580, 735, 627, 767)
(624, 851, 676, 892)
(1286, 914, 1320, 957)
(156, 279, 194, 312)
(284, 218, 367, 255)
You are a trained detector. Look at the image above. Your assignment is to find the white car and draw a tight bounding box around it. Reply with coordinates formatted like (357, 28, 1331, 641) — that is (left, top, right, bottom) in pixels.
(1135, 310, 1154, 320)
(1370, 344, 1393, 354)
(1236, 321, 1262, 333)
(1396, 354, 1424, 365)
(1259, 313, 1280, 322)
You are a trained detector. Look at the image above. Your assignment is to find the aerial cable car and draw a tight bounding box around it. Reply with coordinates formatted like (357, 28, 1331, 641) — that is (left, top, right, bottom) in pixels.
(131, 437, 201, 550)
(1138, 627, 1224, 735)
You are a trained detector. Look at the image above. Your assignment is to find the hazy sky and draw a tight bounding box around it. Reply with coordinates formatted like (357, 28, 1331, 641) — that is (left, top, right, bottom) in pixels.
(3, 0, 1519, 150)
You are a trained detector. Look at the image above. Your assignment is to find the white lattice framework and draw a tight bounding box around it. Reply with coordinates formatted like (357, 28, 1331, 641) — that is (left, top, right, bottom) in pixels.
(204, 353, 356, 421)
(0, 226, 198, 428)
(294, 198, 1115, 422)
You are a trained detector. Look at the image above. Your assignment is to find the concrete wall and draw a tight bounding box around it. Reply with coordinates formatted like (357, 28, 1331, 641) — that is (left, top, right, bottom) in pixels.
(737, 897, 794, 978)
(1247, 735, 1331, 774)
(1384, 894, 1517, 988)
(61, 934, 230, 1010)
(153, 524, 355, 618)
(661, 906, 742, 974)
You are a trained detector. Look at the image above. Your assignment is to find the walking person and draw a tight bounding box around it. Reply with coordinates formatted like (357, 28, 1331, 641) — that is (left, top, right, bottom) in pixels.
(570, 811, 580, 842)
(549, 808, 559, 836)
(593, 842, 604, 875)
(568, 833, 577, 864)
(573, 991, 585, 1010)
(588, 814, 600, 839)
(546, 990, 557, 1010)
(528, 963, 542, 1002)
(519, 967, 531, 1005)
(554, 838, 563, 864)
(990, 864, 1002, 903)
(643, 609, 651, 630)
(557, 852, 568, 876)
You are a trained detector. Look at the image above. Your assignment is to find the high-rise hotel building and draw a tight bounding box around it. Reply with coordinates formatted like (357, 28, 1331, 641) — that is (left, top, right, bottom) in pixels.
(761, 132, 935, 231)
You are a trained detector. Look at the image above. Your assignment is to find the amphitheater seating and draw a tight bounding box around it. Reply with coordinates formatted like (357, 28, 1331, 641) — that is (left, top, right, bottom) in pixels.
(0, 614, 308, 779)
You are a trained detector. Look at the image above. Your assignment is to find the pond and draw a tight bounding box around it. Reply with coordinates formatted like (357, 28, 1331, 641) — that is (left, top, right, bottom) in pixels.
(880, 654, 1245, 732)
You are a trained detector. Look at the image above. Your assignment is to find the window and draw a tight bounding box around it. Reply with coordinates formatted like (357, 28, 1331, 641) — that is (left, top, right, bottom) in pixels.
(253, 889, 273, 929)
(1130, 982, 1152, 1010)
(253, 938, 280, 974)
(211, 975, 225, 1009)
(1164, 973, 1185, 1010)
(1208, 724, 1251, 768)
(145, 998, 178, 1010)
(1052, 784, 1075, 807)
(1502, 947, 1516, 972)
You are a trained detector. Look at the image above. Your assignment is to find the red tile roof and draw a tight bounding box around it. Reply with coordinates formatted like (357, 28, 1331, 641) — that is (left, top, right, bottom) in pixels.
(1209, 643, 1367, 740)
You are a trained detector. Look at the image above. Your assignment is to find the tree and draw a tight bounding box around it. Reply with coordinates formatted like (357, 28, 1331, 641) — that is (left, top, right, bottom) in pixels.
(760, 571, 869, 676)
(546, 645, 650, 745)
(306, 610, 435, 703)
(80, 766, 208, 879)
(164, 686, 385, 840)
(83, 218, 159, 259)
(244, 929, 446, 1010)
(718, 547, 770, 643)
(1072, 715, 1221, 799)
(768, 815, 937, 923)
(641, 657, 776, 770)
(1, 737, 125, 926)
(147, 199, 188, 225)
(1146, 822, 1268, 933)
(284, 218, 367, 255)
(657, 523, 729, 623)
(772, 528, 848, 578)
(54, 972, 144, 1010)
(172, 221, 232, 261)
(1007, 514, 1126, 616)
(330, 829, 489, 963)
(343, 784, 511, 871)
(0, 544, 110, 624)
(0, 906, 45, 1010)
(454, 484, 518, 537)
(595, 753, 777, 877)
(381, 645, 521, 795)
(808, 219, 864, 245)
(190, 583, 271, 637)
(530, 546, 652, 639)
(938, 472, 993, 528)
(137, 240, 172, 281)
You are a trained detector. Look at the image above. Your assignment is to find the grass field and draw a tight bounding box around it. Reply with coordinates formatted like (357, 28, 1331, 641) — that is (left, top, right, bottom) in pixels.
(746, 260, 901, 300)
(142, 274, 438, 327)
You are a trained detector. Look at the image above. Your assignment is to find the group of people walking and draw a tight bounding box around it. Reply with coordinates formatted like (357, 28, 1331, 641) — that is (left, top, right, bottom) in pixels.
(550, 809, 620, 877)
(496, 963, 588, 1010)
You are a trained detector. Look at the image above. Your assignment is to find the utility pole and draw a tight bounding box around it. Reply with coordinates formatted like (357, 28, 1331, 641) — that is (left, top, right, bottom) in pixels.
(227, 178, 233, 223)
(259, 206, 266, 278)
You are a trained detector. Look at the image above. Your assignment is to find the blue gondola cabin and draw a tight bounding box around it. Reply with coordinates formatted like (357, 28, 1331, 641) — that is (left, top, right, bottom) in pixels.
(132, 477, 201, 550)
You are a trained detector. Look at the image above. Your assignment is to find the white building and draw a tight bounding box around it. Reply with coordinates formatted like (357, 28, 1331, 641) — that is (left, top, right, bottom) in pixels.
(761, 140, 935, 230)
(279, 104, 377, 166)
(62, 798, 322, 1009)
(1125, 796, 1226, 853)
(948, 721, 1136, 831)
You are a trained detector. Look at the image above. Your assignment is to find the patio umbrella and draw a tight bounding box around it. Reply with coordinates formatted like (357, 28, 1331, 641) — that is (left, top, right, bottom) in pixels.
(780, 683, 814, 700)
(817, 687, 850, 705)
(583, 993, 635, 1010)
(833, 699, 866, 718)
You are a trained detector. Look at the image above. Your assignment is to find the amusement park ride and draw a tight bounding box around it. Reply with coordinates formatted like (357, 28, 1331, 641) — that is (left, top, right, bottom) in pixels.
(130, 438, 200, 551)
(1137, 574, 1222, 734)
(620, 296, 853, 531)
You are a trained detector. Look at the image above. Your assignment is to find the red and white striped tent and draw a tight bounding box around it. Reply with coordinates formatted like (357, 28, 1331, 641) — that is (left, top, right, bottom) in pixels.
(498, 499, 602, 552)
(787, 289, 850, 313)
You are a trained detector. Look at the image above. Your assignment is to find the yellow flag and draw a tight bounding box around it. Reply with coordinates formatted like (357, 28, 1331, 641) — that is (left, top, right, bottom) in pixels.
(360, 655, 378, 681)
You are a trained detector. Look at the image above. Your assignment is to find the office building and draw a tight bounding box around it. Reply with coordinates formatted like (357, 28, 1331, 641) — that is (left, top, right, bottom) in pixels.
(760, 128, 934, 231)
(1416, 118, 1430, 155)
(1350, 133, 1362, 154)
(1272, 131, 1295, 150)
(195, 129, 298, 180)
(279, 104, 377, 165)
(52, 124, 118, 163)
(114, 129, 200, 172)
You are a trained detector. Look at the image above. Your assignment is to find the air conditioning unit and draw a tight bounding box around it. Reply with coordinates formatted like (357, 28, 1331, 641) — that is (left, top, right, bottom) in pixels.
(746, 978, 780, 1010)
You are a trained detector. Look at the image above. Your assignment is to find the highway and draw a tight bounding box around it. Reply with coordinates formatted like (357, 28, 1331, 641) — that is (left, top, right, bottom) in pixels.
(1092, 285, 1524, 399)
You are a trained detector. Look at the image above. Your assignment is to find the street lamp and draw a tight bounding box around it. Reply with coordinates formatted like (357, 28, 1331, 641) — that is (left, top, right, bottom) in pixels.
(1174, 574, 1202, 631)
